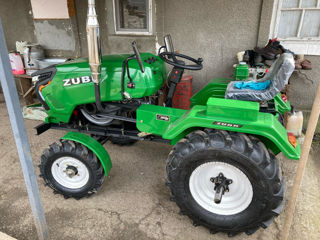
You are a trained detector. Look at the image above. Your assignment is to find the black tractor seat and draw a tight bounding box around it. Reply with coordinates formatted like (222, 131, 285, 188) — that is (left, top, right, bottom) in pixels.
(225, 53, 295, 102)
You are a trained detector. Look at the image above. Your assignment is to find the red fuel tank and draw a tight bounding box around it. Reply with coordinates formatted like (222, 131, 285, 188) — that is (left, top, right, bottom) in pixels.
(172, 75, 193, 110)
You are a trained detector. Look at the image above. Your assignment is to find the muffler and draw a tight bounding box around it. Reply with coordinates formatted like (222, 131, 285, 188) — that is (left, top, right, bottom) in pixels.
(86, 0, 104, 111)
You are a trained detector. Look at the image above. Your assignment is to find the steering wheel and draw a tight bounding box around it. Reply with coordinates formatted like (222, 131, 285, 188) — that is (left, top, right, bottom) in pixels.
(159, 51, 203, 70)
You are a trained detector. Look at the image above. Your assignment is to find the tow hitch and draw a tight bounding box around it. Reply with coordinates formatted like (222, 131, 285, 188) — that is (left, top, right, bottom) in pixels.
(210, 172, 233, 204)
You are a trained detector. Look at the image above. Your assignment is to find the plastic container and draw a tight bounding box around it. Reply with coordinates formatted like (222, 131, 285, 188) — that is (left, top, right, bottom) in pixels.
(23, 44, 45, 75)
(234, 62, 249, 80)
(172, 75, 192, 110)
(286, 111, 303, 137)
(9, 52, 25, 75)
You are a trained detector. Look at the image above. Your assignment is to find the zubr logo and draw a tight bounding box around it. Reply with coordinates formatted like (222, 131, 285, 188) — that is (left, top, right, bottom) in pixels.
(63, 76, 92, 86)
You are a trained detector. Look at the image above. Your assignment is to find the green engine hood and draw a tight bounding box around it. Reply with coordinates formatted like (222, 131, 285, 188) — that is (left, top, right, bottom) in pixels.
(40, 53, 167, 123)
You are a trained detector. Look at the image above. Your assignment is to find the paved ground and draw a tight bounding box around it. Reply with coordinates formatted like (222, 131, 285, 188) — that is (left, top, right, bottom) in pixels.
(0, 95, 319, 240)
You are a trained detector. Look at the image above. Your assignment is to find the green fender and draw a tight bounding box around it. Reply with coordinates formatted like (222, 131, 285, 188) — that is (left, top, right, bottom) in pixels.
(62, 132, 112, 176)
(136, 97, 301, 160)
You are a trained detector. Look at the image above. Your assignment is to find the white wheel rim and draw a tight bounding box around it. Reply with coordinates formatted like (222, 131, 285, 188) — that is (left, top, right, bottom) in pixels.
(189, 162, 253, 215)
(51, 157, 90, 189)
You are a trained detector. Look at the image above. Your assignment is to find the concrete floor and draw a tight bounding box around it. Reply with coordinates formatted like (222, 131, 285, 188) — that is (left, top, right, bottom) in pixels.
(0, 96, 319, 240)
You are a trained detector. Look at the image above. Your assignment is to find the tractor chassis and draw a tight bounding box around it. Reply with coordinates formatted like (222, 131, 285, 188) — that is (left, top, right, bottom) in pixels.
(35, 122, 170, 145)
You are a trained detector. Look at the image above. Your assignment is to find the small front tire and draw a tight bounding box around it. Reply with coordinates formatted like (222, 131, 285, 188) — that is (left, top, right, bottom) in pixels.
(39, 140, 105, 199)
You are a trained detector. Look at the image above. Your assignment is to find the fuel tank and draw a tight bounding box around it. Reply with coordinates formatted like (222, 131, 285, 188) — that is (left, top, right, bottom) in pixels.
(36, 52, 167, 123)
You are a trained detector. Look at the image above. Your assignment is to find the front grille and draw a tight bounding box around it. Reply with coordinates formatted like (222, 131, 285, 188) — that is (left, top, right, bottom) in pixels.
(34, 66, 57, 111)
(38, 72, 52, 81)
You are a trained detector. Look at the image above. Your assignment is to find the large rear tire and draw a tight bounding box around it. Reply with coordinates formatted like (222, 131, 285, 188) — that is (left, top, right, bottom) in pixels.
(166, 129, 285, 236)
(39, 140, 105, 199)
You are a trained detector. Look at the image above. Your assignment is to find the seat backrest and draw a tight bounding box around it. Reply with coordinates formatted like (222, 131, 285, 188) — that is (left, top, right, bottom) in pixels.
(258, 53, 294, 93)
(225, 53, 294, 102)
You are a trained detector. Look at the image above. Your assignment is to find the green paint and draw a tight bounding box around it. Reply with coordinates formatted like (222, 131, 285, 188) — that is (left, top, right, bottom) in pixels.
(62, 132, 112, 176)
(274, 93, 291, 114)
(206, 97, 259, 121)
(39, 53, 300, 161)
(190, 78, 232, 107)
(42, 53, 166, 123)
(234, 63, 249, 80)
(136, 97, 300, 160)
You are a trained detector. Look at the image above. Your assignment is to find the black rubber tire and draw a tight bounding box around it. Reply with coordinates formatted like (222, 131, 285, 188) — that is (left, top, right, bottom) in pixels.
(166, 129, 285, 236)
(109, 136, 137, 146)
(39, 140, 105, 199)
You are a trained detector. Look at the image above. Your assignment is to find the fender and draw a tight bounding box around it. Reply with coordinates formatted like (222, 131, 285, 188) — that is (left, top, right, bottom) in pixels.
(136, 98, 301, 160)
(62, 132, 112, 176)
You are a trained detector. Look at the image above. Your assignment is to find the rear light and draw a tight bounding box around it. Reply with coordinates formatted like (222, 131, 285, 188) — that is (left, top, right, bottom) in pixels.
(281, 93, 287, 103)
(288, 132, 297, 148)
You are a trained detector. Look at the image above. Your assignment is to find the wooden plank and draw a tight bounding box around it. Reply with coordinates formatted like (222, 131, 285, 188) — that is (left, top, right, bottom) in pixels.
(280, 82, 320, 240)
(18, 77, 34, 105)
(23, 85, 35, 98)
(14, 74, 33, 79)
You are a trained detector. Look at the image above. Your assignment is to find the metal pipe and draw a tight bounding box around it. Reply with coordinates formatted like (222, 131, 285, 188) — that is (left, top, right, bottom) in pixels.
(86, 0, 106, 113)
(86, 0, 101, 84)
(0, 19, 48, 240)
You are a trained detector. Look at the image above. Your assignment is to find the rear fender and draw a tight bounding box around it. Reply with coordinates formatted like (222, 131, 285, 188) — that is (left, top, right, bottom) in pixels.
(137, 98, 301, 160)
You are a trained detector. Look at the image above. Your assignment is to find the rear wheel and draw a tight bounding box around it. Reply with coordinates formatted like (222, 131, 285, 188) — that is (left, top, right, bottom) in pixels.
(39, 140, 105, 199)
(166, 129, 285, 236)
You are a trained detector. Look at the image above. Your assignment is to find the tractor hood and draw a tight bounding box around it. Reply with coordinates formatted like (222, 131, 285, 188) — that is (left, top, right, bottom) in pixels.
(35, 52, 167, 123)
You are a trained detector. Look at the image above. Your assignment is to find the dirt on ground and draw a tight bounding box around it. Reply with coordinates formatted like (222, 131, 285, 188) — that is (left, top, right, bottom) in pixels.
(0, 95, 319, 240)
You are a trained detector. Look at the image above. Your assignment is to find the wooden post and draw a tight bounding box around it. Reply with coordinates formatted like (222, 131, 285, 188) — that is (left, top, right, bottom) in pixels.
(280, 81, 320, 240)
(0, 19, 48, 240)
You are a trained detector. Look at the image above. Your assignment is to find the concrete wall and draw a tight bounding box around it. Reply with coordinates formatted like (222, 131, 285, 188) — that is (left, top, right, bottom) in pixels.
(73, 0, 264, 93)
(1, 0, 264, 86)
(159, 0, 263, 92)
(74, 0, 159, 57)
(289, 56, 320, 132)
(33, 20, 76, 57)
(1, 0, 320, 132)
(0, 0, 36, 51)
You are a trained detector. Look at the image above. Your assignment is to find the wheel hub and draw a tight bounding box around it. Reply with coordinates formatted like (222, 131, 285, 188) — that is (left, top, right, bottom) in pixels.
(51, 157, 90, 189)
(189, 161, 253, 215)
(65, 165, 78, 178)
(210, 172, 233, 204)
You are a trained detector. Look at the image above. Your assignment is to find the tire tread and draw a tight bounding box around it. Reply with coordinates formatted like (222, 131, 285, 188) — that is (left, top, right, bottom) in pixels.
(39, 140, 105, 199)
(166, 129, 285, 235)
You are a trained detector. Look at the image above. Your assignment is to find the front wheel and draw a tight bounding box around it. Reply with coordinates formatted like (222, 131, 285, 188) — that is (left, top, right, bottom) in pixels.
(39, 140, 105, 199)
(166, 129, 285, 236)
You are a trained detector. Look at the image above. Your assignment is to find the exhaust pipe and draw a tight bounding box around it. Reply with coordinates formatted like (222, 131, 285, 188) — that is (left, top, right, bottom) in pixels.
(85, 0, 137, 123)
(87, 0, 101, 84)
(86, 0, 104, 111)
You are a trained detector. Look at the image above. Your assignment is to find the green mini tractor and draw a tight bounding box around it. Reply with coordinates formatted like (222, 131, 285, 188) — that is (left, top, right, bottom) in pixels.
(33, 0, 300, 236)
